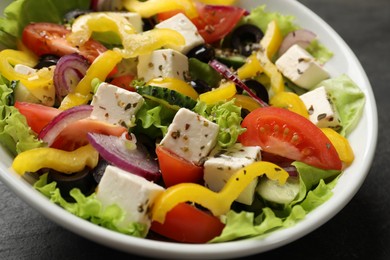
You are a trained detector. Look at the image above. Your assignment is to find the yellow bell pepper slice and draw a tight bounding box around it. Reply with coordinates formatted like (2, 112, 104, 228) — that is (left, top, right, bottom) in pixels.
(198, 0, 236, 5)
(260, 20, 283, 60)
(12, 144, 99, 176)
(321, 128, 355, 167)
(67, 12, 185, 59)
(59, 50, 122, 110)
(16, 40, 38, 60)
(68, 12, 137, 46)
(231, 94, 262, 112)
(237, 52, 264, 80)
(147, 77, 199, 100)
(270, 91, 309, 118)
(237, 18, 283, 81)
(152, 161, 289, 223)
(123, 0, 198, 19)
(256, 20, 285, 97)
(114, 28, 185, 59)
(0, 49, 55, 106)
(236, 20, 284, 96)
(256, 51, 285, 97)
(199, 81, 237, 104)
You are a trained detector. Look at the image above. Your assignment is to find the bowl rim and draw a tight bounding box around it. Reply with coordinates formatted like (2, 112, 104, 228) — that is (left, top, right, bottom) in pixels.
(0, 0, 378, 259)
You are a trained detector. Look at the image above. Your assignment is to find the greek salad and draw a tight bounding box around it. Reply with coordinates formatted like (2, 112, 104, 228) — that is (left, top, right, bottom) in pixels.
(0, 0, 365, 244)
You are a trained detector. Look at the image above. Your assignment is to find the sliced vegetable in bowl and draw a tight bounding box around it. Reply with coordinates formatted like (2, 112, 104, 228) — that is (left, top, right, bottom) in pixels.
(0, 0, 377, 259)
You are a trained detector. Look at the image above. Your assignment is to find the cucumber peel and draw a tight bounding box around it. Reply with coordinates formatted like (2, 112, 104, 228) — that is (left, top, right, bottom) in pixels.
(136, 85, 197, 111)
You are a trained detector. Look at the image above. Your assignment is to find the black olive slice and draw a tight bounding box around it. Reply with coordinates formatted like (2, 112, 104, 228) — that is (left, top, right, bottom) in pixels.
(239, 79, 269, 104)
(190, 79, 213, 94)
(47, 168, 97, 201)
(187, 44, 216, 63)
(230, 24, 264, 56)
(34, 54, 60, 69)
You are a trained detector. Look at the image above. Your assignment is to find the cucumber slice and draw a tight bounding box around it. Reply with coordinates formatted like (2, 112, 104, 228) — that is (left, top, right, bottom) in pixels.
(256, 176, 300, 205)
(216, 54, 246, 69)
(136, 85, 197, 111)
(13, 82, 40, 104)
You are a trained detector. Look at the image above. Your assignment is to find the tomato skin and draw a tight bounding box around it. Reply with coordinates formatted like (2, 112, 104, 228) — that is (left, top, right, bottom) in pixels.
(109, 75, 136, 91)
(156, 3, 246, 44)
(195, 3, 246, 43)
(51, 119, 127, 151)
(22, 23, 107, 63)
(14, 101, 60, 133)
(14, 101, 127, 151)
(155, 145, 204, 187)
(150, 203, 225, 243)
(157, 10, 182, 22)
(238, 107, 342, 170)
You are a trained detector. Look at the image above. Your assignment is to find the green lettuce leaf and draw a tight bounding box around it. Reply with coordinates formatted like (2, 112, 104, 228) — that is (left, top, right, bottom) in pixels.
(242, 5, 298, 37)
(194, 99, 246, 148)
(34, 173, 148, 238)
(290, 161, 341, 206)
(306, 39, 334, 65)
(0, 76, 43, 156)
(319, 74, 366, 136)
(133, 99, 176, 139)
(0, 0, 90, 49)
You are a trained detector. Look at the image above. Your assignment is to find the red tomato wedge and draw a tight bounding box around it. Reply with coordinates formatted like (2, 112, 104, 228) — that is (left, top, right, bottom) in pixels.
(150, 203, 225, 243)
(22, 23, 107, 63)
(15, 101, 127, 151)
(51, 119, 127, 151)
(155, 145, 204, 187)
(238, 107, 342, 170)
(14, 101, 60, 133)
(109, 75, 136, 91)
(157, 3, 246, 44)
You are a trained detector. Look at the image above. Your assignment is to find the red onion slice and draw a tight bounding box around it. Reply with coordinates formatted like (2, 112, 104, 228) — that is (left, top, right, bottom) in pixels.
(209, 59, 268, 107)
(53, 53, 90, 102)
(38, 105, 93, 146)
(87, 132, 161, 182)
(278, 29, 317, 57)
(91, 0, 123, 11)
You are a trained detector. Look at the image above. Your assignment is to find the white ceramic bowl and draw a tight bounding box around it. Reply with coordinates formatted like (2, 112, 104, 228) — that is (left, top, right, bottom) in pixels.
(0, 0, 378, 259)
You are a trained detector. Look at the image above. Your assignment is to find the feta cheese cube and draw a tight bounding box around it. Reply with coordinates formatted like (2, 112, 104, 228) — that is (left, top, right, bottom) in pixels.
(72, 12, 143, 33)
(159, 108, 219, 165)
(90, 82, 144, 128)
(299, 86, 341, 129)
(137, 49, 189, 82)
(96, 165, 165, 233)
(203, 143, 262, 205)
(275, 44, 330, 89)
(14, 64, 36, 75)
(155, 13, 205, 54)
(118, 12, 143, 33)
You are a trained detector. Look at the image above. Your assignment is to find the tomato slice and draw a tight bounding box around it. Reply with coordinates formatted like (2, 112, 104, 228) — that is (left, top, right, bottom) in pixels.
(150, 202, 225, 243)
(155, 145, 204, 187)
(157, 3, 246, 44)
(238, 107, 342, 170)
(15, 101, 127, 151)
(51, 119, 127, 151)
(22, 23, 107, 63)
(109, 75, 136, 91)
(194, 3, 246, 43)
(14, 101, 60, 133)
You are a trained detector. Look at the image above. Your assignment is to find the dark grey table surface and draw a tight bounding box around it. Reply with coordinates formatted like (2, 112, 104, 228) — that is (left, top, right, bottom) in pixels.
(0, 0, 389, 259)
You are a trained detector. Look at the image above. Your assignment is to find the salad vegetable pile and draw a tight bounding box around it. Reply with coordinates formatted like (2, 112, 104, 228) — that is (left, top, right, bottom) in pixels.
(0, 0, 365, 244)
